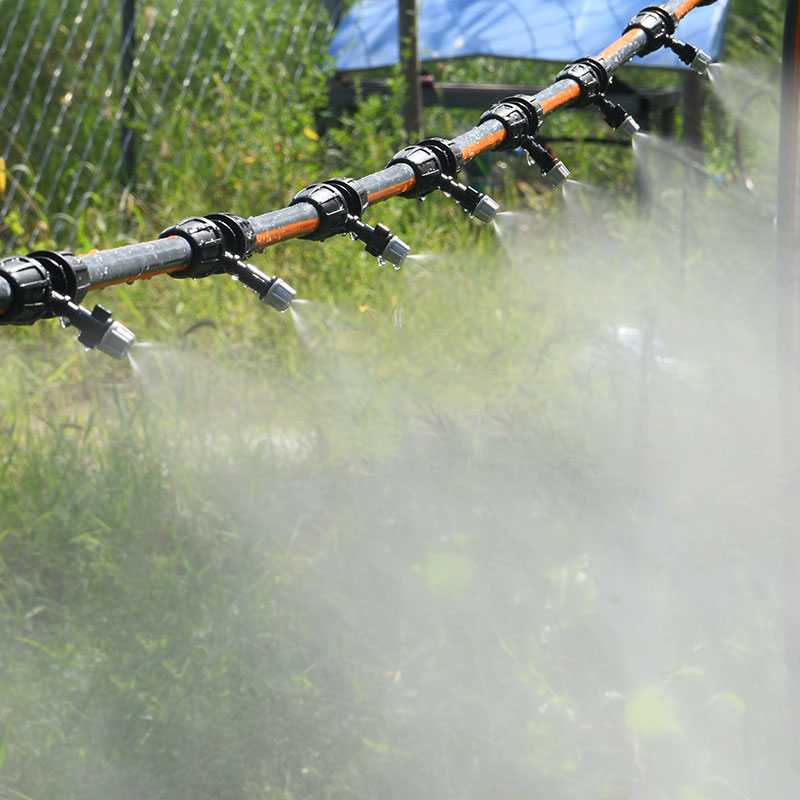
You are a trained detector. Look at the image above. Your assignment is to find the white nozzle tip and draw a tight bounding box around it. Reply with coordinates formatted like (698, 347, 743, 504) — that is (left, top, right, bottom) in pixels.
(98, 321, 136, 360)
(473, 194, 500, 224)
(692, 50, 712, 75)
(382, 236, 410, 269)
(263, 278, 297, 313)
(545, 160, 571, 187)
(618, 115, 641, 138)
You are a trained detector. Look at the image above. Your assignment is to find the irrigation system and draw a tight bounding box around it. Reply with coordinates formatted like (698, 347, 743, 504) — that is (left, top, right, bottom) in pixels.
(0, 0, 715, 358)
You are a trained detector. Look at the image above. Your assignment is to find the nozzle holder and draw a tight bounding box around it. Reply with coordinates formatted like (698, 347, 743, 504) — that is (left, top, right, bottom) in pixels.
(625, 7, 710, 73)
(159, 216, 226, 279)
(28, 250, 90, 306)
(665, 38, 712, 74)
(0, 255, 52, 324)
(0, 250, 92, 325)
(222, 252, 296, 312)
(205, 213, 256, 260)
(521, 138, 571, 185)
(388, 138, 497, 222)
(624, 6, 676, 55)
(49, 291, 135, 359)
(290, 178, 409, 266)
(290, 177, 366, 241)
(555, 57, 610, 106)
(479, 94, 543, 149)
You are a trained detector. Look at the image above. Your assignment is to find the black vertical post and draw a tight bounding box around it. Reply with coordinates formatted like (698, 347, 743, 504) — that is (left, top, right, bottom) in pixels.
(398, 0, 422, 141)
(120, 0, 137, 192)
(680, 71, 703, 157)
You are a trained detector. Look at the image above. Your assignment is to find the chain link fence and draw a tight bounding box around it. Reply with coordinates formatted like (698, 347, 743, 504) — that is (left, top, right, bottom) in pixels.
(0, 0, 341, 251)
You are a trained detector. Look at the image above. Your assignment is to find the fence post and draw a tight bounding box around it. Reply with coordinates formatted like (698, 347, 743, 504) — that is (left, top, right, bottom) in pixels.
(398, 0, 423, 141)
(121, 0, 137, 192)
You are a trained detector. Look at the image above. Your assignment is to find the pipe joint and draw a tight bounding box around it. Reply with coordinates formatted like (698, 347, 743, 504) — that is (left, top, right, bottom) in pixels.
(159, 216, 226, 279)
(624, 7, 677, 55)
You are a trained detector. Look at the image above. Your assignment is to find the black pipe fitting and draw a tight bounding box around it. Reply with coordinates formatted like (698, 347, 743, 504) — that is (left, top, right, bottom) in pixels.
(205, 213, 256, 260)
(420, 137, 464, 176)
(388, 138, 498, 221)
(555, 57, 610, 106)
(624, 6, 676, 55)
(28, 250, 90, 305)
(159, 216, 226, 279)
(479, 95, 543, 149)
(48, 292, 135, 359)
(0, 255, 52, 324)
(388, 144, 443, 198)
(290, 179, 363, 241)
(290, 178, 409, 267)
(0, 253, 135, 356)
(665, 37, 712, 73)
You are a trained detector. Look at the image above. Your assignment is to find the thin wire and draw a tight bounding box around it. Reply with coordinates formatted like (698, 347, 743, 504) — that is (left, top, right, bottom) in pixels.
(50, 0, 134, 240)
(222, 0, 299, 199)
(23, 0, 115, 250)
(0, 0, 28, 74)
(1, 0, 71, 163)
(76, 0, 208, 220)
(183, 0, 253, 180)
(0, 0, 50, 153)
(137, 0, 224, 196)
(1, 0, 91, 235)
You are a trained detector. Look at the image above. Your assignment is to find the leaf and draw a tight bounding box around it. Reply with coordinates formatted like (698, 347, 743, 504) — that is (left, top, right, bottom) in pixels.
(625, 684, 684, 739)
(303, 125, 320, 142)
(0, 157, 5, 195)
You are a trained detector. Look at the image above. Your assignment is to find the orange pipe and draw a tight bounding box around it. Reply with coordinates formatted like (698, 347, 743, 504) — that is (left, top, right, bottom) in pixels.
(461, 128, 507, 161)
(255, 217, 320, 249)
(89, 263, 187, 292)
(673, 0, 703, 19)
(598, 29, 641, 61)
(539, 83, 581, 115)
(368, 178, 417, 204)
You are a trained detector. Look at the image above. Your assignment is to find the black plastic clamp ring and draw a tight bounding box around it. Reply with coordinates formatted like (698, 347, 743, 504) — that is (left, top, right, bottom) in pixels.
(555, 57, 610, 105)
(0, 255, 52, 324)
(28, 250, 90, 304)
(624, 6, 677, 55)
(205, 213, 256, 261)
(159, 216, 226, 279)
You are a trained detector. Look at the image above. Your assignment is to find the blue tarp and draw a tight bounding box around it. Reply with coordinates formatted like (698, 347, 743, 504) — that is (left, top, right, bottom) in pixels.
(329, 0, 731, 72)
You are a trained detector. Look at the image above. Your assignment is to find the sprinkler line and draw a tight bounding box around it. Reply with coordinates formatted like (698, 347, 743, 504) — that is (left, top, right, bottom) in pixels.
(0, 0, 714, 351)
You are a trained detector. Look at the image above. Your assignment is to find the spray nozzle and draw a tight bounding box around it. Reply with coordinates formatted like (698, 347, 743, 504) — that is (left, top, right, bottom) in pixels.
(0, 252, 135, 358)
(595, 95, 641, 137)
(666, 38, 712, 74)
(51, 292, 136, 359)
(346, 217, 410, 268)
(222, 253, 296, 311)
(388, 139, 499, 223)
(520, 138, 571, 186)
(625, 7, 711, 74)
(291, 178, 411, 267)
(478, 97, 574, 186)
